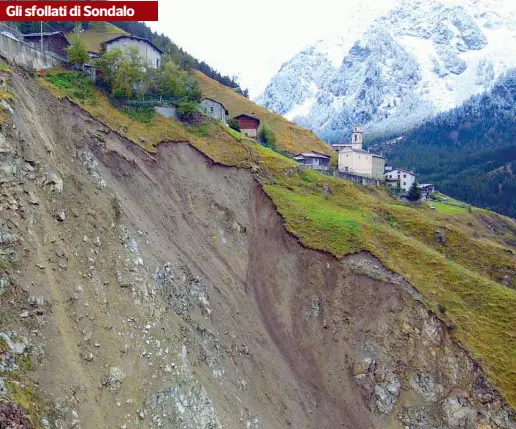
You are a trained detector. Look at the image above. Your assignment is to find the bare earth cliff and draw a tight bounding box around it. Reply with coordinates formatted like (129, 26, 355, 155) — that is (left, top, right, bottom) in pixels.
(0, 71, 515, 429)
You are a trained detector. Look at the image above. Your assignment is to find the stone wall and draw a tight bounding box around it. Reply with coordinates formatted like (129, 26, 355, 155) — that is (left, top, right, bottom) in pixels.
(0, 33, 58, 70)
(319, 168, 384, 187)
(154, 106, 178, 120)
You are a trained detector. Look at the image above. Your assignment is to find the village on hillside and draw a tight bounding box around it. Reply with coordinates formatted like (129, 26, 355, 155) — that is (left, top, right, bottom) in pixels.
(294, 125, 436, 202)
(0, 24, 434, 202)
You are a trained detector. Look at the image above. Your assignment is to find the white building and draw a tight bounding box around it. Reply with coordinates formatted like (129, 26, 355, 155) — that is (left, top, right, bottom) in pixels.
(336, 125, 386, 180)
(385, 169, 416, 192)
(101, 35, 163, 69)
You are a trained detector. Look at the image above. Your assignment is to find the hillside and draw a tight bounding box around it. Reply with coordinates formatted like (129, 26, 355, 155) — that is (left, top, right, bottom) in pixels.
(65, 22, 127, 53)
(370, 69, 516, 218)
(0, 63, 514, 429)
(196, 71, 334, 155)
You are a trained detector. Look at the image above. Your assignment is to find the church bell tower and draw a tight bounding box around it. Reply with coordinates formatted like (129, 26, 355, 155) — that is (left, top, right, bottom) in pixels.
(351, 125, 363, 149)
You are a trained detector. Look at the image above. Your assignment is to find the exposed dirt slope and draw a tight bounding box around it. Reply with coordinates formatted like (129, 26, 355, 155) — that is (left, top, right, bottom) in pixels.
(0, 71, 514, 429)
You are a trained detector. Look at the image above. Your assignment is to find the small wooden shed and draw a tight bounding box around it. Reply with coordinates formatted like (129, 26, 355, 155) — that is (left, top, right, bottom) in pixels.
(23, 32, 70, 60)
(234, 114, 260, 138)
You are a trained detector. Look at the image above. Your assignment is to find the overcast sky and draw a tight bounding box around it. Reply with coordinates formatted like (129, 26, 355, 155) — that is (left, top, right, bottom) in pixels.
(148, 0, 396, 98)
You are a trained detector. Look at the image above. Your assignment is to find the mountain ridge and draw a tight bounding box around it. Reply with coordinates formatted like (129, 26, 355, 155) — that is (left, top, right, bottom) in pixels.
(257, 0, 516, 142)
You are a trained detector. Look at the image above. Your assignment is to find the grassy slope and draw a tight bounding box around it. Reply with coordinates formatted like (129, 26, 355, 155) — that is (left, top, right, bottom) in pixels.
(65, 22, 127, 53)
(40, 70, 516, 408)
(196, 72, 334, 156)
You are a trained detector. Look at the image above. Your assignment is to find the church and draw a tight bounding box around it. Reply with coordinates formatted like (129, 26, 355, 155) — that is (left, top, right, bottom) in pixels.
(332, 125, 386, 180)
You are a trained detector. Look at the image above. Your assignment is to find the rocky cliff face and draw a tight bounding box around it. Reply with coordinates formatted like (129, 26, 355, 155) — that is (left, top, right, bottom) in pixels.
(0, 70, 515, 429)
(257, 0, 516, 142)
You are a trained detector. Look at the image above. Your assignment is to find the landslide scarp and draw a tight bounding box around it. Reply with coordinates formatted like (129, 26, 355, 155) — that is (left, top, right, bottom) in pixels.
(0, 67, 514, 429)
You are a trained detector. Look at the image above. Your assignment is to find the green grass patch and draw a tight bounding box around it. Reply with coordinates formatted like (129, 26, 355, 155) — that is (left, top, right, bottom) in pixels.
(122, 106, 155, 123)
(45, 70, 96, 104)
(0, 63, 12, 73)
(428, 201, 467, 214)
(186, 123, 209, 137)
(66, 22, 127, 53)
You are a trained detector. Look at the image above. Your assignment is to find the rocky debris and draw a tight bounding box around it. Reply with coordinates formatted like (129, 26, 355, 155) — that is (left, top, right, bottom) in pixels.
(1, 100, 13, 115)
(0, 275, 10, 296)
(351, 306, 516, 428)
(283, 165, 303, 178)
(322, 184, 332, 196)
(156, 263, 212, 318)
(27, 296, 45, 315)
(77, 149, 106, 188)
(0, 332, 29, 373)
(56, 210, 66, 222)
(44, 172, 63, 193)
(149, 384, 221, 429)
(373, 373, 401, 415)
(0, 228, 18, 246)
(442, 396, 478, 428)
(25, 190, 39, 205)
(410, 372, 443, 402)
(435, 229, 446, 244)
(103, 366, 126, 392)
(501, 275, 512, 288)
(0, 401, 31, 428)
(307, 296, 321, 318)
(0, 131, 14, 154)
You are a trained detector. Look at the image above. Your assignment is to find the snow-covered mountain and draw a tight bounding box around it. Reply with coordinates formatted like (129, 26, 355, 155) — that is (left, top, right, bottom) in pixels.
(256, 0, 516, 143)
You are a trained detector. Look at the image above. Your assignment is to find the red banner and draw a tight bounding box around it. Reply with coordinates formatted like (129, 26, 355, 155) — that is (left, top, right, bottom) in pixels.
(0, 1, 159, 21)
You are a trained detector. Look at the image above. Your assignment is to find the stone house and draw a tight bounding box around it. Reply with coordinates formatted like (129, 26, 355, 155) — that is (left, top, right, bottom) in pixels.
(294, 152, 331, 170)
(200, 98, 228, 124)
(23, 32, 70, 60)
(100, 35, 163, 69)
(234, 114, 260, 138)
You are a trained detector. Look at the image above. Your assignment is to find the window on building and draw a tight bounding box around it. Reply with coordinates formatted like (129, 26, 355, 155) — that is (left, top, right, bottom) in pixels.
(156, 58, 160, 68)
(403, 174, 406, 178)
(354, 135, 358, 142)
(210, 106, 214, 113)
(403, 182, 406, 186)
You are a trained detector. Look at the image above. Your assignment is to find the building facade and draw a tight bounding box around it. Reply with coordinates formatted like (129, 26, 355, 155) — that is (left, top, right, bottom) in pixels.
(234, 114, 260, 138)
(337, 125, 386, 180)
(385, 169, 416, 192)
(23, 32, 70, 60)
(101, 35, 163, 69)
(200, 98, 228, 124)
(294, 152, 331, 170)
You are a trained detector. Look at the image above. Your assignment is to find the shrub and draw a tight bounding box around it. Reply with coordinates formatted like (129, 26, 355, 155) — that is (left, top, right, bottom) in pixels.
(177, 100, 199, 121)
(259, 126, 277, 150)
(228, 118, 240, 132)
